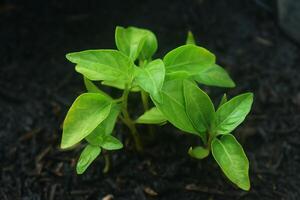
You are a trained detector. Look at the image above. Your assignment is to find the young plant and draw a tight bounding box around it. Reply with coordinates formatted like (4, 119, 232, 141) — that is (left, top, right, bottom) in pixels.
(60, 26, 253, 191)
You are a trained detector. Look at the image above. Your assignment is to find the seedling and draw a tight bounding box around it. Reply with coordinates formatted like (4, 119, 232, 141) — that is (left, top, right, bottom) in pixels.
(61, 26, 253, 191)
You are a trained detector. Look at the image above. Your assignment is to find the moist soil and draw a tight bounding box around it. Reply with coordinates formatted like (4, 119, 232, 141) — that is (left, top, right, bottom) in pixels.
(1, 0, 300, 199)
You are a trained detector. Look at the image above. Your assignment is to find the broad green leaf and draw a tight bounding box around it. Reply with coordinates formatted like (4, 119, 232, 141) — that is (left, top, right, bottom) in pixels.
(188, 146, 209, 159)
(86, 104, 121, 145)
(211, 134, 250, 191)
(87, 133, 123, 150)
(152, 79, 197, 134)
(135, 59, 165, 102)
(138, 29, 158, 61)
(101, 135, 123, 150)
(215, 93, 253, 134)
(164, 44, 215, 80)
(186, 31, 196, 45)
(101, 79, 141, 92)
(218, 93, 227, 109)
(183, 80, 215, 134)
(66, 50, 135, 85)
(136, 107, 167, 124)
(193, 64, 235, 88)
(115, 26, 157, 61)
(83, 77, 112, 99)
(61, 93, 112, 149)
(76, 145, 101, 174)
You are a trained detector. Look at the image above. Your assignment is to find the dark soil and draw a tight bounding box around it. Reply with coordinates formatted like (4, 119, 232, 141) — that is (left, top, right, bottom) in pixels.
(1, 0, 300, 199)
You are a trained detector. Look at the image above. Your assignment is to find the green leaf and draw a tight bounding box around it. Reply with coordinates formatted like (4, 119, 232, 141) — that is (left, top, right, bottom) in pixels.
(152, 79, 197, 134)
(61, 93, 112, 149)
(183, 80, 215, 134)
(188, 146, 209, 159)
(101, 135, 123, 150)
(211, 134, 250, 191)
(186, 31, 196, 45)
(115, 26, 157, 61)
(193, 64, 235, 88)
(101, 79, 140, 92)
(66, 50, 135, 85)
(83, 77, 112, 99)
(164, 44, 215, 80)
(85, 104, 121, 145)
(215, 93, 253, 134)
(218, 93, 227, 109)
(136, 107, 167, 124)
(138, 29, 158, 61)
(135, 59, 165, 102)
(76, 145, 101, 174)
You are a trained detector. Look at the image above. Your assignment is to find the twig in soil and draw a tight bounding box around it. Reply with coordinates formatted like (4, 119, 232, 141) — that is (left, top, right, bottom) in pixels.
(49, 184, 58, 200)
(35, 145, 52, 174)
(185, 184, 224, 195)
(19, 128, 42, 142)
(70, 190, 93, 196)
(36, 146, 52, 163)
(52, 162, 64, 177)
(0, 189, 8, 200)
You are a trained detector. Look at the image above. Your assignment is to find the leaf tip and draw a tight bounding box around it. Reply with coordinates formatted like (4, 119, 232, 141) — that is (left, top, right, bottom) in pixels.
(76, 168, 84, 175)
(60, 139, 72, 149)
(239, 180, 251, 191)
(229, 80, 236, 88)
(65, 53, 73, 62)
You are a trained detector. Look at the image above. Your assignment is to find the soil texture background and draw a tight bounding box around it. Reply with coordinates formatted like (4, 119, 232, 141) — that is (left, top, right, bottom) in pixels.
(0, 0, 300, 199)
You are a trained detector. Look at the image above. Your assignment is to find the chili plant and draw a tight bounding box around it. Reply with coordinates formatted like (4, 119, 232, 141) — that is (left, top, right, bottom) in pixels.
(61, 26, 253, 191)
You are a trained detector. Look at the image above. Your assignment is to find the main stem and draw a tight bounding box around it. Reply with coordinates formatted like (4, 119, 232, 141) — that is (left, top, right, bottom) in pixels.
(139, 59, 150, 112)
(141, 90, 149, 111)
(206, 132, 214, 151)
(121, 87, 143, 152)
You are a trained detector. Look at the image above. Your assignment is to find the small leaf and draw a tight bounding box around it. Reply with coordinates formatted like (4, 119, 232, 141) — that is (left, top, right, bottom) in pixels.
(66, 50, 135, 85)
(186, 31, 196, 45)
(135, 59, 165, 102)
(136, 107, 167, 124)
(152, 79, 197, 134)
(61, 93, 112, 149)
(215, 93, 253, 134)
(218, 93, 227, 108)
(193, 64, 235, 88)
(211, 134, 250, 191)
(76, 145, 101, 174)
(101, 135, 123, 150)
(138, 29, 158, 61)
(183, 80, 215, 134)
(85, 104, 121, 145)
(164, 44, 215, 80)
(115, 26, 157, 61)
(188, 146, 209, 159)
(83, 77, 112, 99)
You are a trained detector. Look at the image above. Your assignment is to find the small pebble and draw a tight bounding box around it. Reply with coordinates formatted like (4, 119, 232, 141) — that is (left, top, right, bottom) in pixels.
(102, 194, 114, 200)
(144, 187, 158, 196)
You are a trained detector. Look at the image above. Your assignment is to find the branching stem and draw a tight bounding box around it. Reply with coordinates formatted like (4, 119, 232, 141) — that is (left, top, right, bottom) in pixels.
(120, 85, 143, 152)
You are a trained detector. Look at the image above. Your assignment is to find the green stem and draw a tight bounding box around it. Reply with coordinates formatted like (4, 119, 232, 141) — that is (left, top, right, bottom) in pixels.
(138, 59, 150, 112)
(206, 133, 214, 151)
(103, 153, 110, 173)
(121, 86, 143, 152)
(141, 90, 149, 111)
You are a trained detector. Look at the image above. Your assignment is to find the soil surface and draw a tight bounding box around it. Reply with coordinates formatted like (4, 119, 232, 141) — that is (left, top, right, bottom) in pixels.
(1, 0, 300, 199)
